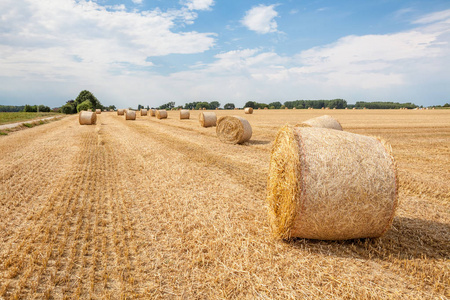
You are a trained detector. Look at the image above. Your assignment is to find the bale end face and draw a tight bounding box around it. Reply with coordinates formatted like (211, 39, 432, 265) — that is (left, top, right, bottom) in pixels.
(216, 116, 252, 144)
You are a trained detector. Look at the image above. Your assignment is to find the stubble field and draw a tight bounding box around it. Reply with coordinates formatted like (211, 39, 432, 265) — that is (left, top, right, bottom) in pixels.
(0, 109, 449, 299)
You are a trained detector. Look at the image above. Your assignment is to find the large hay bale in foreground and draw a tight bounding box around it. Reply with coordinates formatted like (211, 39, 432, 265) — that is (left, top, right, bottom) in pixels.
(117, 109, 124, 115)
(156, 110, 168, 119)
(297, 115, 343, 131)
(267, 126, 398, 240)
(141, 109, 148, 116)
(125, 110, 136, 120)
(216, 116, 252, 144)
(95, 109, 101, 114)
(79, 111, 97, 125)
(180, 109, 190, 119)
(199, 112, 217, 127)
(244, 107, 253, 114)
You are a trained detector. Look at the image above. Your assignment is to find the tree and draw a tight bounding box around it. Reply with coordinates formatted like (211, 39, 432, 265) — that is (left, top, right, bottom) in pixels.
(184, 102, 199, 110)
(195, 102, 210, 110)
(244, 101, 256, 108)
(138, 104, 144, 111)
(269, 101, 282, 109)
(159, 101, 175, 110)
(75, 90, 101, 109)
(209, 101, 220, 110)
(224, 103, 235, 110)
(38, 105, 51, 112)
(61, 104, 75, 114)
(77, 100, 93, 112)
(24, 105, 37, 112)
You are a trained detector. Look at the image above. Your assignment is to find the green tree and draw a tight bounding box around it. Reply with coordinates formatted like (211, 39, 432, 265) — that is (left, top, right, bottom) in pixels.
(159, 101, 175, 110)
(61, 104, 74, 114)
(75, 90, 101, 109)
(224, 103, 235, 110)
(209, 101, 220, 110)
(244, 101, 256, 109)
(268, 101, 282, 109)
(77, 100, 93, 112)
(195, 102, 210, 110)
(23, 105, 37, 112)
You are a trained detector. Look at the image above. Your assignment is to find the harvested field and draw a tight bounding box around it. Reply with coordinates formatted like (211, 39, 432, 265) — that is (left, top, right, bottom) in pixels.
(0, 110, 449, 299)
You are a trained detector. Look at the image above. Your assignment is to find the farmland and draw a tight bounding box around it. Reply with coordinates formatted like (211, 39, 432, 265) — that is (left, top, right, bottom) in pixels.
(0, 109, 449, 299)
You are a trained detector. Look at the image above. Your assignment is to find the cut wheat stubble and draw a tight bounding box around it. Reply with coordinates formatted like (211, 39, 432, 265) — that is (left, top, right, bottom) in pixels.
(267, 125, 398, 240)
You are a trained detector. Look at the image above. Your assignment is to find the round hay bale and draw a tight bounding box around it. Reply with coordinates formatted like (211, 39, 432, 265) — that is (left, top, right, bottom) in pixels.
(79, 111, 97, 125)
(141, 109, 148, 116)
(150, 109, 156, 116)
(156, 110, 168, 119)
(297, 115, 343, 131)
(267, 125, 398, 240)
(125, 110, 136, 120)
(353, 107, 356, 110)
(199, 112, 217, 127)
(180, 109, 190, 119)
(96, 109, 101, 114)
(244, 107, 253, 114)
(264, 107, 268, 110)
(117, 109, 125, 115)
(216, 116, 252, 144)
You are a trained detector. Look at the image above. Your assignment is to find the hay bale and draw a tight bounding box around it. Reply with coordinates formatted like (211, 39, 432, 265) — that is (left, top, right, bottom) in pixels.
(244, 107, 253, 114)
(297, 115, 343, 131)
(79, 111, 97, 125)
(266, 125, 398, 240)
(156, 110, 168, 119)
(141, 109, 148, 116)
(199, 112, 217, 127)
(96, 109, 101, 114)
(180, 109, 190, 119)
(150, 109, 156, 116)
(125, 110, 136, 120)
(216, 116, 252, 144)
(117, 109, 124, 115)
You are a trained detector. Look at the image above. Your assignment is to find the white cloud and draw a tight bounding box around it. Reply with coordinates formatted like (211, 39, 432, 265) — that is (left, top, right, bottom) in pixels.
(131, 0, 143, 4)
(413, 9, 450, 24)
(241, 4, 279, 34)
(182, 0, 214, 11)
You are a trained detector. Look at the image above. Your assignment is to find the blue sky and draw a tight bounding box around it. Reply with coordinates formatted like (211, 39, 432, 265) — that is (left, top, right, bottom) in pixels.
(1, 0, 450, 108)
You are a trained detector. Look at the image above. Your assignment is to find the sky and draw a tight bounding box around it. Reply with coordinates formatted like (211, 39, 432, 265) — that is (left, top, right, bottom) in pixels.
(1, 0, 450, 108)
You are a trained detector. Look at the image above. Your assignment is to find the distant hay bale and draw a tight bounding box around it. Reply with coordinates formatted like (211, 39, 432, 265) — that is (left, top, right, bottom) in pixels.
(117, 109, 125, 115)
(353, 108, 356, 110)
(267, 125, 398, 240)
(203, 107, 206, 110)
(293, 107, 296, 110)
(156, 110, 168, 119)
(150, 109, 156, 116)
(79, 111, 97, 125)
(95, 109, 101, 114)
(125, 110, 136, 120)
(244, 107, 253, 114)
(216, 116, 252, 144)
(141, 109, 148, 116)
(264, 107, 268, 110)
(297, 115, 343, 131)
(199, 112, 217, 127)
(180, 109, 190, 119)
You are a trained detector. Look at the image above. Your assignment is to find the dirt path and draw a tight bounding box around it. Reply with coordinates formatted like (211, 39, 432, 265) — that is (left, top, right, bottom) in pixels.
(0, 116, 64, 131)
(0, 112, 448, 299)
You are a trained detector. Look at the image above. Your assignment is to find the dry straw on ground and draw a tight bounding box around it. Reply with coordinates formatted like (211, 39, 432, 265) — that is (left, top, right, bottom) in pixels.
(117, 109, 124, 115)
(95, 109, 101, 114)
(199, 112, 217, 127)
(125, 110, 136, 120)
(141, 109, 148, 116)
(244, 107, 253, 114)
(180, 110, 190, 119)
(156, 110, 168, 119)
(297, 115, 343, 131)
(78, 111, 97, 125)
(216, 116, 252, 144)
(267, 125, 398, 240)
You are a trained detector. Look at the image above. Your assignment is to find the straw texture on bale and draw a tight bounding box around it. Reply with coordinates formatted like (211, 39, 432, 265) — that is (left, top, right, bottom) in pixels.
(141, 109, 148, 116)
(117, 109, 124, 115)
(150, 109, 156, 116)
(216, 116, 252, 144)
(156, 110, 168, 119)
(199, 112, 217, 127)
(96, 109, 101, 114)
(79, 111, 97, 125)
(267, 125, 398, 240)
(297, 115, 343, 131)
(180, 109, 190, 119)
(125, 110, 136, 120)
(244, 107, 253, 114)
